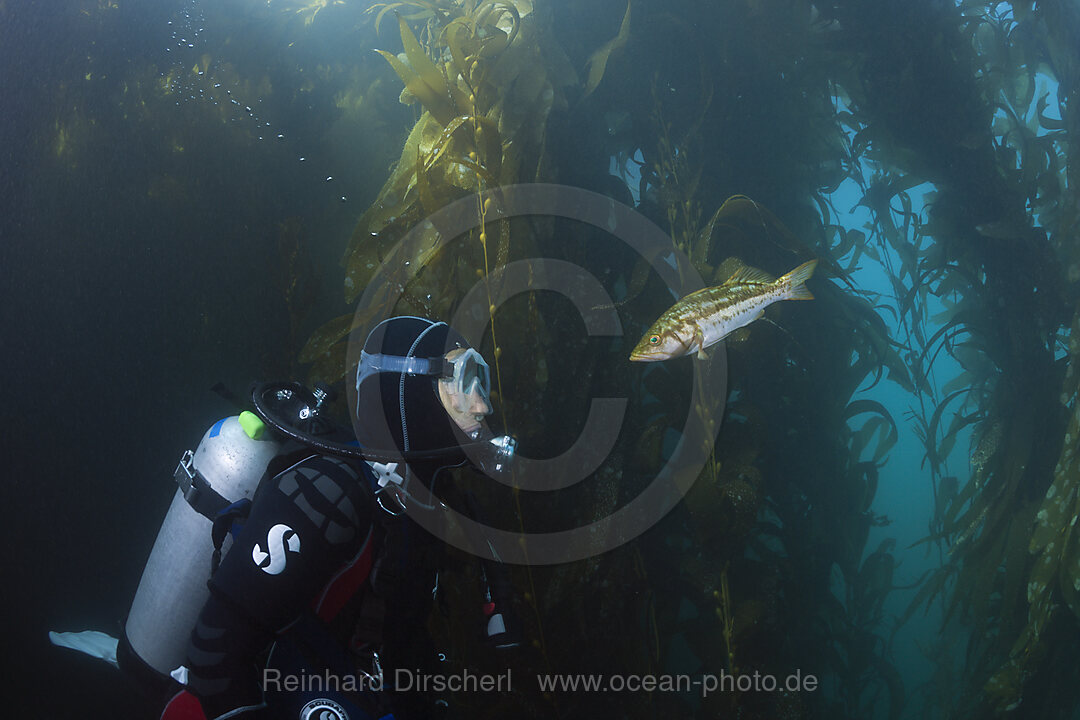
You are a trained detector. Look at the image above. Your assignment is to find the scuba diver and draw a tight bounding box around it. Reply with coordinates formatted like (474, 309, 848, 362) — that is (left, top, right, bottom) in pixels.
(53, 316, 519, 719)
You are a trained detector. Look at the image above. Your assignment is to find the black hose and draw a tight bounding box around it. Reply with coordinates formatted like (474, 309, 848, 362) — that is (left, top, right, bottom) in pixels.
(250, 381, 492, 463)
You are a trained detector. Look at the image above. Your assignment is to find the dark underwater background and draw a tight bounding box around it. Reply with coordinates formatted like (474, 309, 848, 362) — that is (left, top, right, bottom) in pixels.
(2, 0, 1078, 718)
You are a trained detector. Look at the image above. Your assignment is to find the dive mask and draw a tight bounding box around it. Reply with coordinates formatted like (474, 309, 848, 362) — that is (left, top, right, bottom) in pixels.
(439, 347, 491, 416)
(356, 347, 492, 417)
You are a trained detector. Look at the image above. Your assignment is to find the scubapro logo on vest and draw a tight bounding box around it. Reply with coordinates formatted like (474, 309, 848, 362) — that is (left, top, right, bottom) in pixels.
(299, 698, 350, 720)
(252, 523, 301, 574)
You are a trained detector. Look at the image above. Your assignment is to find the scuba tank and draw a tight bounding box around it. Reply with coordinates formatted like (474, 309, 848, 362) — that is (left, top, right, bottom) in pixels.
(123, 411, 279, 679)
(121, 379, 519, 686)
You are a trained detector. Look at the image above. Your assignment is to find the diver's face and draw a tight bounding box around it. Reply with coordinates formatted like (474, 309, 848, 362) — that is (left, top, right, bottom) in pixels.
(437, 348, 493, 436)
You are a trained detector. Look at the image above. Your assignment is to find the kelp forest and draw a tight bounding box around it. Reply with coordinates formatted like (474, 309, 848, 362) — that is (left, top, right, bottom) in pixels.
(300, 0, 1080, 717)
(16, 0, 1080, 718)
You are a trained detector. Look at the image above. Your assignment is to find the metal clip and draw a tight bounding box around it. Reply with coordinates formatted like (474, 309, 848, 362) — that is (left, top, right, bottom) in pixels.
(357, 650, 383, 688)
(173, 449, 229, 520)
(174, 449, 197, 496)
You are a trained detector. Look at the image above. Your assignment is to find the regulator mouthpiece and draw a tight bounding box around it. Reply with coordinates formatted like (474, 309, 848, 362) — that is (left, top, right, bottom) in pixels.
(485, 434, 517, 475)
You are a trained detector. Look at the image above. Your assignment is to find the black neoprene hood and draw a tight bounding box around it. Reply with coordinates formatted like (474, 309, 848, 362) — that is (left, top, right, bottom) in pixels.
(353, 316, 473, 462)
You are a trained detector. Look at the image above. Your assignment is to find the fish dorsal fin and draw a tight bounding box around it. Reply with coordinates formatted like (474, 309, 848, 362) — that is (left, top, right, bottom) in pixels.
(722, 263, 775, 286)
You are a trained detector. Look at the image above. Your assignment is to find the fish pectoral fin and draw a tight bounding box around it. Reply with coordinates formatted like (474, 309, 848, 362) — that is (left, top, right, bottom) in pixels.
(692, 327, 708, 358)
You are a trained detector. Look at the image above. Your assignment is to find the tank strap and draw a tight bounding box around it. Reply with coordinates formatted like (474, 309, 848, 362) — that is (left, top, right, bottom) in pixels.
(210, 499, 253, 575)
(174, 449, 232, 521)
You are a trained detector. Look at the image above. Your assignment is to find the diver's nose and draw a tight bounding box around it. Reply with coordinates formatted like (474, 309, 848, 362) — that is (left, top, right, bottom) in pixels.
(470, 389, 493, 416)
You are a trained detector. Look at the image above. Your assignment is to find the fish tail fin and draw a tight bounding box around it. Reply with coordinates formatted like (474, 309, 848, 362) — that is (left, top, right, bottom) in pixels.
(778, 259, 817, 300)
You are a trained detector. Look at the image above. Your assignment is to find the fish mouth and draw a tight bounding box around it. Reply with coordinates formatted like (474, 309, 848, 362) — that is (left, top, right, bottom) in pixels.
(628, 350, 661, 362)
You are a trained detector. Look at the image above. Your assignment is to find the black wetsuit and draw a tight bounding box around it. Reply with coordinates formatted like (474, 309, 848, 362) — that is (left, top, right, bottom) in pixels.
(185, 317, 514, 719)
(185, 443, 384, 719)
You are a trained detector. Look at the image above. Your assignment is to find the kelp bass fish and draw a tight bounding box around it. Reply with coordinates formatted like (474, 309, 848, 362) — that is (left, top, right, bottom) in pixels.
(629, 259, 818, 362)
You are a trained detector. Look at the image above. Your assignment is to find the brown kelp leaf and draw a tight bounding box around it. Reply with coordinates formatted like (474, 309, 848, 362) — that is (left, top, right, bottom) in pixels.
(998, 509, 1035, 634)
(941, 369, 972, 397)
(444, 18, 472, 79)
(308, 341, 350, 386)
(936, 410, 980, 463)
(1036, 91, 1064, 131)
(853, 417, 896, 464)
(899, 565, 953, 625)
(473, 116, 503, 178)
(845, 399, 898, 464)
(1032, 406, 1080, 556)
(582, 1, 631, 99)
(922, 388, 971, 471)
(415, 146, 440, 215)
(371, 2, 440, 36)
(300, 313, 355, 363)
(591, 254, 652, 311)
(422, 114, 502, 180)
(376, 15, 455, 126)
(917, 311, 971, 370)
(942, 472, 981, 533)
(690, 204, 727, 268)
(450, 154, 499, 189)
(984, 659, 1024, 716)
(425, 115, 472, 166)
(474, 24, 510, 58)
(475, 0, 521, 51)
(1059, 493, 1080, 616)
(1026, 539, 1059, 638)
(852, 301, 914, 393)
(343, 234, 391, 304)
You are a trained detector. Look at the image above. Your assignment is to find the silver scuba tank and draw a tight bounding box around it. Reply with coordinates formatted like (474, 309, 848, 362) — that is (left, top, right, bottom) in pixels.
(124, 412, 279, 678)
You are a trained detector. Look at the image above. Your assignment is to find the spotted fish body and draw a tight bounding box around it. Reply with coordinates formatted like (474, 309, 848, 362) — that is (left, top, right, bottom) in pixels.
(629, 259, 818, 362)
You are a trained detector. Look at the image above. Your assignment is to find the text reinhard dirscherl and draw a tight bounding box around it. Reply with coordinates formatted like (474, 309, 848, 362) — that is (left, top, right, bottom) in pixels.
(262, 669, 819, 698)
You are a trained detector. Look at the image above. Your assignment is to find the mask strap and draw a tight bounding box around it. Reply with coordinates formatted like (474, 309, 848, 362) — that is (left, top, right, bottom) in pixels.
(399, 322, 447, 485)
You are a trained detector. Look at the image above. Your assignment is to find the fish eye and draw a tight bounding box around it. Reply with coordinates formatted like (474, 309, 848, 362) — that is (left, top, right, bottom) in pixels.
(649, 335, 660, 345)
